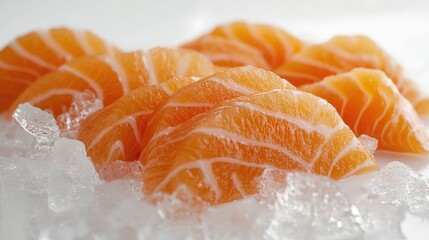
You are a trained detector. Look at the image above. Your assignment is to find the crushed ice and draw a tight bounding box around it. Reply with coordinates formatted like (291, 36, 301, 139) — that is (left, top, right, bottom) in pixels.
(98, 160, 143, 183)
(12, 103, 59, 150)
(56, 90, 103, 138)
(1, 103, 429, 239)
(358, 135, 378, 154)
(366, 161, 429, 218)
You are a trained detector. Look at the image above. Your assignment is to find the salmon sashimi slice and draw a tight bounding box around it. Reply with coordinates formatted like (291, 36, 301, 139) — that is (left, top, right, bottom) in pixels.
(275, 35, 429, 117)
(0, 28, 120, 111)
(181, 36, 270, 69)
(139, 66, 296, 156)
(141, 89, 377, 205)
(181, 21, 304, 70)
(301, 68, 429, 154)
(8, 48, 216, 117)
(77, 77, 198, 171)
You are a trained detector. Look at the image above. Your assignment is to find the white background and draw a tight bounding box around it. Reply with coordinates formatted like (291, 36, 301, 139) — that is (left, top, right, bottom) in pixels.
(1, 0, 429, 239)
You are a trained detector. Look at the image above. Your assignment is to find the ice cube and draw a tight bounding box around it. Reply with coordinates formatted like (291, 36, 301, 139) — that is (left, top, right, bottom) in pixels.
(366, 161, 429, 218)
(257, 169, 288, 203)
(48, 138, 100, 212)
(201, 197, 270, 240)
(152, 185, 206, 223)
(12, 103, 59, 150)
(94, 179, 144, 211)
(56, 90, 103, 138)
(354, 194, 405, 240)
(0, 115, 10, 138)
(0, 156, 28, 240)
(1, 125, 36, 156)
(98, 160, 143, 183)
(259, 171, 363, 240)
(93, 180, 161, 239)
(358, 135, 378, 154)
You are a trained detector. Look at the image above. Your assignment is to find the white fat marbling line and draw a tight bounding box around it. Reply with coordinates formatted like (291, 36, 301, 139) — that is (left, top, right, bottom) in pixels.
(36, 30, 73, 61)
(88, 110, 153, 151)
(158, 83, 175, 96)
(327, 137, 361, 177)
(0, 59, 41, 78)
(371, 82, 393, 136)
(152, 157, 287, 202)
(149, 98, 212, 123)
(309, 124, 346, 167)
(324, 43, 382, 69)
(105, 43, 117, 55)
(163, 102, 214, 108)
(192, 127, 310, 169)
(99, 55, 129, 94)
(247, 23, 276, 64)
(272, 28, 293, 62)
(349, 74, 372, 132)
(72, 30, 94, 55)
(292, 55, 343, 74)
(231, 101, 333, 134)
(340, 158, 377, 179)
(231, 172, 246, 197)
(147, 126, 177, 148)
(59, 65, 104, 101)
(206, 77, 255, 95)
(220, 24, 237, 40)
(141, 51, 158, 85)
(175, 53, 192, 76)
(107, 140, 125, 162)
(316, 82, 348, 115)
(29, 88, 81, 105)
(9, 41, 56, 70)
(146, 101, 214, 146)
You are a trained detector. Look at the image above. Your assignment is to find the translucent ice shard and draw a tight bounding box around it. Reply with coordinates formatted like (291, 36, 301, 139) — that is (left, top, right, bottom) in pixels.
(0, 115, 9, 138)
(56, 90, 103, 138)
(366, 161, 429, 218)
(12, 103, 60, 149)
(259, 170, 363, 240)
(98, 160, 143, 182)
(0, 156, 28, 240)
(354, 194, 405, 240)
(48, 138, 100, 212)
(152, 185, 205, 223)
(358, 135, 378, 154)
(201, 197, 270, 240)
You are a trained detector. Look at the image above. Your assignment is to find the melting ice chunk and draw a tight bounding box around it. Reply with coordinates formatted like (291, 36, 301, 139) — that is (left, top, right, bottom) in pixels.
(56, 90, 103, 138)
(48, 138, 100, 212)
(42, 180, 158, 240)
(0, 115, 10, 137)
(152, 185, 205, 223)
(98, 160, 143, 182)
(366, 161, 429, 218)
(201, 197, 271, 240)
(359, 135, 378, 154)
(259, 170, 363, 240)
(354, 194, 405, 240)
(12, 103, 60, 149)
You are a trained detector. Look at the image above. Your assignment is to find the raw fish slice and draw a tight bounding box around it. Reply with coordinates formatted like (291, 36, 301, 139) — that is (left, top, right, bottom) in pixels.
(301, 68, 429, 154)
(141, 89, 376, 204)
(275, 35, 429, 116)
(182, 21, 304, 70)
(77, 77, 198, 171)
(0, 28, 119, 111)
(8, 48, 216, 117)
(182, 35, 270, 69)
(140, 66, 295, 155)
